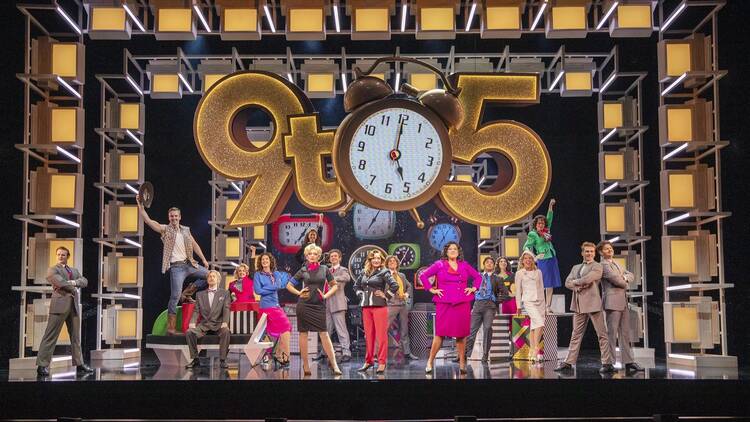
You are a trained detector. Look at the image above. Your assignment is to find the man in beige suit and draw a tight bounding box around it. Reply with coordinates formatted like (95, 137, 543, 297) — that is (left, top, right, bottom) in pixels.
(36, 246, 94, 377)
(326, 249, 353, 361)
(555, 242, 614, 374)
(597, 240, 644, 374)
(185, 270, 231, 369)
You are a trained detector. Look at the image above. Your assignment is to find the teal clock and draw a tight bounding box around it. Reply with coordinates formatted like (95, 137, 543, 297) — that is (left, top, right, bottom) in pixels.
(387, 243, 421, 270)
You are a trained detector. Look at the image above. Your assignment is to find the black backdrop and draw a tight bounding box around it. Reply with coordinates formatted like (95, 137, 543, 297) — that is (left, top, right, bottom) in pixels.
(1, 1, 749, 367)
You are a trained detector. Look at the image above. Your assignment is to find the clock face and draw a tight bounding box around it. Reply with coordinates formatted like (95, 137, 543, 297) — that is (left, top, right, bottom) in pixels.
(428, 223, 462, 252)
(352, 203, 396, 240)
(271, 214, 333, 254)
(277, 221, 321, 246)
(347, 244, 387, 281)
(333, 98, 452, 211)
(414, 266, 434, 290)
(387, 243, 421, 270)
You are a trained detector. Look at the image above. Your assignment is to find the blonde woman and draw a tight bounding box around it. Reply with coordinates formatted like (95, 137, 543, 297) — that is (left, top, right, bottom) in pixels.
(385, 255, 417, 360)
(354, 250, 399, 373)
(515, 250, 546, 362)
(287, 243, 341, 376)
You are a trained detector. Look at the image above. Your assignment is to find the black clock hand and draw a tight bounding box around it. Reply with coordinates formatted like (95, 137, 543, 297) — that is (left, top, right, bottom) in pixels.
(295, 229, 308, 243)
(439, 230, 448, 245)
(367, 210, 382, 230)
(395, 161, 404, 180)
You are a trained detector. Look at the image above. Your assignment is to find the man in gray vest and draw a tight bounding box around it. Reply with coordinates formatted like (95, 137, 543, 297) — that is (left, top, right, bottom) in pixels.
(36, 246, 94, 377)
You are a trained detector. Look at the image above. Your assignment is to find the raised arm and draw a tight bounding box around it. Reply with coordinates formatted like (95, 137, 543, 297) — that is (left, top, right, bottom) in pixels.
(136, 195, 164, 234)
(286, 268, 305, 296)
(546, 198, 555, 229)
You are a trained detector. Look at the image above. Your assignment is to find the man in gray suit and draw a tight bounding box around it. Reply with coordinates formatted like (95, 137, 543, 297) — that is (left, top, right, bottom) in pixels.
(185, 270, 231, 369)
(597, 240, 644, 374)
(325, 249, 353, 361)
(36, 246, 94, 377)
(386, 257, 417, 360)
(555, 242, 615, 374)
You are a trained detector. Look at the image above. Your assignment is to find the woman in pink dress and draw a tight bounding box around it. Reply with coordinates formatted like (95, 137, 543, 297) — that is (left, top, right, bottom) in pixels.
(228, 245, 258, 303)
(420, 241, 482, 374)
(253, 252, 293, 368)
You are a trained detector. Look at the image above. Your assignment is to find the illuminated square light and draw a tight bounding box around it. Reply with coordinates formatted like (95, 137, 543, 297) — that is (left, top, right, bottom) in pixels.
(479, 226, 492, 239)
(551, 6, 586, 30)
(410, 73, 437, 91)
(668, 174, 695, 208)
(617, 5, 651, 28)
(116, 309, 139, 338)
(119, 154, 141, 181)
(225, 236, 241, 258)
(224, 8, 257, 31)
(91, 7, 127, 31)
(565, 72, 592, 91)
(152, 74, 179, 93)
(289, 8, 323, 32)
(670, 239, 697, 274)
(486, 6, 520, 29)
(48, 239, 76, 268)
(307, 73, 334, 92)
(118, 205, 139, 233)
(603, 103, 623, 129)
(158, 8, 193, 32)
(119, 103, 141, 130)
(355, 8, 390, 32)
(671, 306, 699, 342)
(52, 44, 79, 78)
(605, 205, 626, 232)
(420, 7, 455, 31)
(226, 199, 239, 220)
(479, 254, 492, 267)
(204, 74, 227, 91)
(50, 108, 78, 143)
(667, 108, 693, 142)
(252, 225, 265, 240)
(665, 43, 691, 77)
(503, 237, 520, 258)
(50, 174, 77, 209)
(604, 154, 625, 180)
(117, 257, 139, 286)
(456, 174, 472, 182)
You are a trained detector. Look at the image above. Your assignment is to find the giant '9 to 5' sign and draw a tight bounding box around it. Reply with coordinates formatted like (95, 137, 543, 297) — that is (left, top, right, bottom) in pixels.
(193, 71, 550, 227)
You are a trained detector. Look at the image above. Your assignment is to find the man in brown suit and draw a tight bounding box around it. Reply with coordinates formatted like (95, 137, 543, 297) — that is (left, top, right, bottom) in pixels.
(555, 242, 614, 374)
(185, 270, 231, 369)
(597, 240, 644, 374)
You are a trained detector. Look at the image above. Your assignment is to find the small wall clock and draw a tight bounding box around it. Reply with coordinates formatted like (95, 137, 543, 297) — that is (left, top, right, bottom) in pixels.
(387, 243, 421, 270)
(352, 203, 396, 240)
(271, 214, 333, 254)
(427, 222, 462, 252)
(347, 244, 388, 281)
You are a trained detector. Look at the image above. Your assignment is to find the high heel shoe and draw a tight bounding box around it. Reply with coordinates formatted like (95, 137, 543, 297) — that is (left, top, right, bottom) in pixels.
(333, 367, 343, 376)
(459, 366, 467, 375)
(273, 353, 290, 370)
(376, 365, 386, 374)
(357, 363, 373, 372)
(425, 363, 433, 374)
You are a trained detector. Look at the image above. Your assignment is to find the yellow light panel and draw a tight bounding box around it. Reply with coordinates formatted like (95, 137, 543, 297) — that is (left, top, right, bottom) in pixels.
(618, 5, 651, 28)
(119, 154, 140, 181)
(551, 6, 586, 30)
(668, 174, 695, 208)
(672, 306, 698, 342)
(50, 174, 77, 209)
(667, 108, 693, 142)
(604, 154, 625, 180)
(420, 7, 454, 31)
(410, 73, 437, 91)
(226, 198, 239, 220)
(117, 257, 139, 285)
(289, 8, 323, 32)
(224, 8, 257, 31)
(503, 237, 520, 258)
(486, 6, 520, 29)
(565, 72, 592, 90)
(355, 8, 390, 32)
(116, 309, 138, 338)
(52, 44, 78, 78)
(605, 205, 626, 232)
(670, 239, 697, 274)
(613, 257, 628, 271)
(118, 205, 139, 233)
(50, 108, 77, 143)
(253, 225, 265, 239)
(603, 103, 623, 129)
(152, 74, 179, 93)
(666, 43, 691, 77)
(479, 226, 491, 239)
(456, 174, 472, 182)
(48, 239, 75, 267)
(224, 274, 234, 290)
(92, 7, 126, 31)
(204, 74, 227, 91)
(119, 103, 141, 129)
(158, 8, 193, 32)
(479, 254, 491, 267)
(307, 73, 334, 92)
(225, 236, 241, 258)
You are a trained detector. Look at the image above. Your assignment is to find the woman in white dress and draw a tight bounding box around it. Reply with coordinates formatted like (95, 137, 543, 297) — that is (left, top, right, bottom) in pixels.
(515, 250, 546, 362)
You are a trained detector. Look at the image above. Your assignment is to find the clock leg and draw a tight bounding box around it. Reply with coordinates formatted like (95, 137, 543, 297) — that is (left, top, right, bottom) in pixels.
(409, 208, 425, 229)
(336, 196, 356, 217)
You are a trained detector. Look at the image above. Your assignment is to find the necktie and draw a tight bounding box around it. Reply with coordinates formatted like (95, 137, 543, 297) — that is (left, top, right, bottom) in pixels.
(64, 265, 73, 280)
(481, 274, 489, 295)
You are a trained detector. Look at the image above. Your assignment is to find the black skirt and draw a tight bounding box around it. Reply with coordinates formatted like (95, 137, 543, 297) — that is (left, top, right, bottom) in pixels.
(296, 302, 326, 332)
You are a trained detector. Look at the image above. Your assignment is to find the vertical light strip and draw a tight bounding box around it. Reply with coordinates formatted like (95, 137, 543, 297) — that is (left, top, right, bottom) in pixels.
(193, 5, 211, 32)
(56, 76, 81, 99)
(123, 4, 146, 32)
(394, 72, 401, 91)
(263, 4, 277, 33)
(333, 4, 341, 33)
(400, 3, 408, 32)
(341, 71, 348, 93)
(660, 2, 687, 32)
(549, 70, 565, 90)
(125, 75, 144, 96)
(178, 73, 194, 93)
(56, 6, 82, 35)
(465, 2, 477, 32)
(125, 129, 143, 146)
(596, 1, 619, 30)
(55, 146, 81, 163)
(286, 72, 294, 83)
(530, 1, 548, 31)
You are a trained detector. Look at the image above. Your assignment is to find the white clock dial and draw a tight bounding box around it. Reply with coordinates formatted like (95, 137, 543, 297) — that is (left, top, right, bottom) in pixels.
(278, 222, 318, 246)
(348, 107, 445, 203)
(353, 203, 396, 240)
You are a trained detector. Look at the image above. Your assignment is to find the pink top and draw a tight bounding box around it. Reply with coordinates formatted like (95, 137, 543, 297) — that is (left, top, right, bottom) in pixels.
(229, 276, 256, 303)
(419, 259, 482, 304)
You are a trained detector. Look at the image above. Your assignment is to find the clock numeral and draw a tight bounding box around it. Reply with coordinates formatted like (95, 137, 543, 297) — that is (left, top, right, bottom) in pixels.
(385, 183, 393, 194)
(364, 124, 376, 136)
(418, 172, 426, 183)
(398, 113, 410, 125)
(381, 115, 390, 126)
(357, 141, 366, 152)
(369, 174, 377, 185)
(417, 123, 422, 133)
(426, 156, 434, 167)
(403, 182, 411, 194)
(358, 160, 367, 170)
(425, 138, 433, 149)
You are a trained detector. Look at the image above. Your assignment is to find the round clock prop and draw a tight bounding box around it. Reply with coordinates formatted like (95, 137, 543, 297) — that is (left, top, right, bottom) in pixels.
(347, 244, 388, 281)
(271, 213, 333, 254)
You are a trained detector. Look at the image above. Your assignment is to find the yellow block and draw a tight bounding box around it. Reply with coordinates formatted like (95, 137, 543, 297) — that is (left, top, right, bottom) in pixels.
(52, 44, 78, 78)
(604, 154, 624, 180)
(158, 8, 193, 32)
(117, 256, 139, 285)
(355, 8, 390, 32)
(551, 6, 586, 30)
(50, 108, 77, 143)
(486, 6, 520, 30)
(456, 174, 472, 183)
(410, 73, 437, 91)
(116, 309, 138, 338)
(613, 257, 628, 272)
(605, 205, 626, 232)
(119, 154, 140, 181)
(224, 8, 257, 32)
(421, 7, 454, 31)
(617, 5, 651, 28)
(118, 205, 139, 233)
(670, 239, 696, 274)
(92, 7, 126, 31)
(503, 237, 520, 258)
(50, 174, 77, 209)
(224, 274, 234, 290)
(478, 226, 491, 239)
(565, 72, 592, 90)
(152, 74, 179, 93)
(252, 225, 265, 240)
(289, 8, 323, 32)
(119, 103, 141, 130)
(204, 74, 227, 91)
(667, 108, 693, 142)
(672, 306, 698, 342)
(603, 102, 623, 129)
(666, 43, 691, 77)
(668, 174, 695, 208)
(307, 73, 334, 92)
(226, 199, 239, 220)
(479, 254, 492, 268)
(48, 239, 76, 267)
(225, 236, 241, 258)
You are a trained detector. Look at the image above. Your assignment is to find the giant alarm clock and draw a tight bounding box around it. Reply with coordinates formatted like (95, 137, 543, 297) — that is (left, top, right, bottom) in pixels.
(333, 57, 464, 228)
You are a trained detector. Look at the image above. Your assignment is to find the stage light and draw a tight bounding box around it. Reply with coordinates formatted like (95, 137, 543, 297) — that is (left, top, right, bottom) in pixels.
(119, 154, 142, 182)
(661, 166, 715, 212)
(560, 58, 595, 97)
(394, 72, 401, 91)
(546, 0, 590, 38)
(118, 205, 140, 234)
(89, 6, 132, 40)
(125, 129, 143, 146)
(609, 0, 654, 37)
(608, 236, 620, 243)
(481, 0, 523, 38)
(404, 59, 441, 91)
(302, 60, 338, 98)
(665, 173, 694, 209)
(350, 0, 392, 40)
(230, 181, 243, 193)
(599, 128, 618, 144)
(661, 72, 686, 96)
(193, 4, 211, 32)
(123, 2, 146, 32)
(530, 0, 548, 31)
(414, 0, 458, 39)
(104, 252, 143, 291)
(549, 71, 565, 91)
(664, 297, 719, 349)
(603, 203, 626, 232)
(125, 184, 139, 194)
(218, 3, 260, 40)
(600, 101, 623, 129)
(596, 1, 618, 30)
(103, 306, 143, 343)
(56, 76, 81, 99)
(603, 154, 624, 181)
(660, 100, 712, 144)
(56, 6, 83, 35)
(150, 0, 196, 40)
(456, 57, 495, 73)
(502, 236, 522, 258)
(50, 174, 78, 210)
(55, 146, 80, 164)
(178, 73, 194, 93)
(664, 212, 690, 226)
(54, 215, 80, 228)
(341, 71, 348, 93)
(31, 168, 83, 214)
(124, 238, 142, 248)
(125, 75, 144, 96)
(663, 237, 696, 274)
(263, 3, 276, 32)
(118, 102, 144, 131)
(600, 200, 639, 235)
(401, 3, 408, 32)
(226, 199, 239, 220)
(282, 0, 326, 41)
(478, 226, 492, 240)
(47, 105, 83, 145)
(287, 72, 294, 83)
(333, 4, 340, 32)
(465, 2, 477, 31)
(251, 225, 266, 240)
(147, 60, 189, 99)
(662, 143, 687, 161)
(218, 234, 242, 260)
(31, 37, 85, 85)
(660, 1, 686, 32)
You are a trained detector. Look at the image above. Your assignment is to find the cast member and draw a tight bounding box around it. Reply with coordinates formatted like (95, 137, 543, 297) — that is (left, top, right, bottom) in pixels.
(497, 257, 517, 315)
(515, 250, 546, 362)
(523, 198, 561, 313)
(385, 255, 417, 360)
(294, 214, 324, 265)
(185, 270, 231, 369)
(323, 249, 353, 362)
(253, 252, 293, 368)
(228, 246, 257, 303)
(464, 256, 508, 363)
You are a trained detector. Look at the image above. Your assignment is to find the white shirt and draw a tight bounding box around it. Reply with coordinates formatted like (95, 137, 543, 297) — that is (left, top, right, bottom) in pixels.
(208, 288, 217, 307)
(170, 229, 188, 263)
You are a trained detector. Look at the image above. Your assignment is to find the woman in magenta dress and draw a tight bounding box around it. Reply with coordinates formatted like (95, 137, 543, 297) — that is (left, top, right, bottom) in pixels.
(420, 241, 481, 374)
(253, 252, 292, 368)
(229, 245, 257, 303)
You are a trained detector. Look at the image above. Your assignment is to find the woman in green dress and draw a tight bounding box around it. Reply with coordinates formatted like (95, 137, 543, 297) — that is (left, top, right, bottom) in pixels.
(523, 199, 561, 313)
